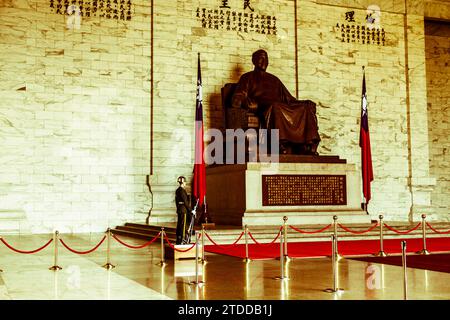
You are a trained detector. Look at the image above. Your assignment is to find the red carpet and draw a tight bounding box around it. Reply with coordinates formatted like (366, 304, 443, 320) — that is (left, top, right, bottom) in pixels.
(351, 254, 450, 273)
(204, 237, 450, 260)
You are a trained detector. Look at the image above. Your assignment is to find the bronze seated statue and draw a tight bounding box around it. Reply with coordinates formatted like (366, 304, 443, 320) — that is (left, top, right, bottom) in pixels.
(223, 49, 321, 156)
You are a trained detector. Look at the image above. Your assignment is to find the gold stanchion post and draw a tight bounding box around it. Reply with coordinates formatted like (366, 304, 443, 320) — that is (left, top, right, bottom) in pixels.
(194, 232, 199, 283)
(283, 216, 290, 262)
(402, 240, 408, 300)
(274, 228, 289, 280)
(190, 232, 204, 285)
(159, 227, 166, 266)
(0, 236, 3, 272)
(324, 234, 343, 293)
(102, 228, 115, 270)
(243, 225, 250, 262)
(417, 214, 430, 255)
(201, 225, 206, 263)
(375, 214, 387, 257)
(49, 230, 62, 271)
(333, 215, 341, 260)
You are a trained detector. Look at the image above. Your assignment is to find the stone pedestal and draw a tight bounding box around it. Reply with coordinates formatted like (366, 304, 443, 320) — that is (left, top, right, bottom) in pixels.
(206, 156, 372, 226)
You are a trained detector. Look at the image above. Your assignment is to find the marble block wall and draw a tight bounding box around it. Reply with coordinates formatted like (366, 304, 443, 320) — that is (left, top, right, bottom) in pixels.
(0, 0, 448, 233)
(0, 0, 153, 233)
(425, 21, 450, 221)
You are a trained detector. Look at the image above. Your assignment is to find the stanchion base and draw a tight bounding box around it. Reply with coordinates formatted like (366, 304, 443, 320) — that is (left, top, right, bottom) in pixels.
(416, 249, 430, 255)
(323, 288, 344, 293)
(273, 276, 290, 280)
(374, 251, 388, 257)
(102, 263, 116, 270)
(49, 265, 62, 271)
(276, 256, 292, 262)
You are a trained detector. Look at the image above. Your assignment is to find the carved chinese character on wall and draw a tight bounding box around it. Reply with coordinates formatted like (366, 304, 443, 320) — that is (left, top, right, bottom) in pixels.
(48, 0, 133, 21)
(196, 0, 277, 35)
(345, 10, 355, 22)
(334, 7, 386, 46)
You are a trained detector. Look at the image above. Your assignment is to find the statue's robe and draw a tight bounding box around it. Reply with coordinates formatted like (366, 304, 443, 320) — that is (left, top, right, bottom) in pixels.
(232, 70, 320, 147)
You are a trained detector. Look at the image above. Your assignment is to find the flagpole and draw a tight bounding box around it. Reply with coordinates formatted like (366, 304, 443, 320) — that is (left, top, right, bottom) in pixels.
(203, 195, 208, 224)
(194, 52, 206, 225)
(362, 65, 367, 215)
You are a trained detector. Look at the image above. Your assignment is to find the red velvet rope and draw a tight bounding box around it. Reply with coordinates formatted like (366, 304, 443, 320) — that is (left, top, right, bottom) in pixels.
(0, 237, 53, 254)
(204, 231, 244, 248)
(338, 222, 379, 234)
(248, 227, 282, 246)
(288, 224, 332, 234)
(112, 232, 161, 249)
(59, 236, 106, 255)
(383, 222, 421, 234)
(426, 222, 450, 235)
(164, 233, 197, 252)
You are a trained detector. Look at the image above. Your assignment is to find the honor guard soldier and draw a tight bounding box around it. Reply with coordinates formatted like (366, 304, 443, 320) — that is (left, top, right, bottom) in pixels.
(175, 176, 192, 244)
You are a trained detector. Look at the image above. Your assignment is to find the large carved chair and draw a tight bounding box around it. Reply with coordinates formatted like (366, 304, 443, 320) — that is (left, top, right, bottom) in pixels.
(221, 83, 259, 130)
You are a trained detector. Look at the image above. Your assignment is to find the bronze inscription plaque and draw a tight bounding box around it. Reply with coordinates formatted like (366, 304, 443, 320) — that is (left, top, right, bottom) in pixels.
(262, 175, 347, 206)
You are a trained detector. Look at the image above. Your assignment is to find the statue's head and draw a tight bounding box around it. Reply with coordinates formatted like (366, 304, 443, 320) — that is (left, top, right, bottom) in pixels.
(252, 49, 268, 71)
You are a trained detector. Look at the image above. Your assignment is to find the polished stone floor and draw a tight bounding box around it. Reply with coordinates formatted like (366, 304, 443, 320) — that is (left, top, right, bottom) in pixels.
(0, 233, 449, 300)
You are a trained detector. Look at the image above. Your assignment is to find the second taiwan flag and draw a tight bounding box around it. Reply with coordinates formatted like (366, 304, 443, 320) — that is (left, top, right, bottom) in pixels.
(360, 67, 374, 208)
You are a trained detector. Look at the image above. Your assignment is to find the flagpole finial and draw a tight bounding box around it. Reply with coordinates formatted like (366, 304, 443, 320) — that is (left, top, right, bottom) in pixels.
(362, 65, 365, 70)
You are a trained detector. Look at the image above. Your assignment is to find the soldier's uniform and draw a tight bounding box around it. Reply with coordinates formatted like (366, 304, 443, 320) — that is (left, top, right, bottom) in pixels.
(175, 185, 191, 244)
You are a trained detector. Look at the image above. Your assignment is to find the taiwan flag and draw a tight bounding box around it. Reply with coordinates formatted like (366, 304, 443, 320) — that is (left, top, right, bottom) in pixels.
(192, 53, 207, 221)
(359, 67, 374, 206)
